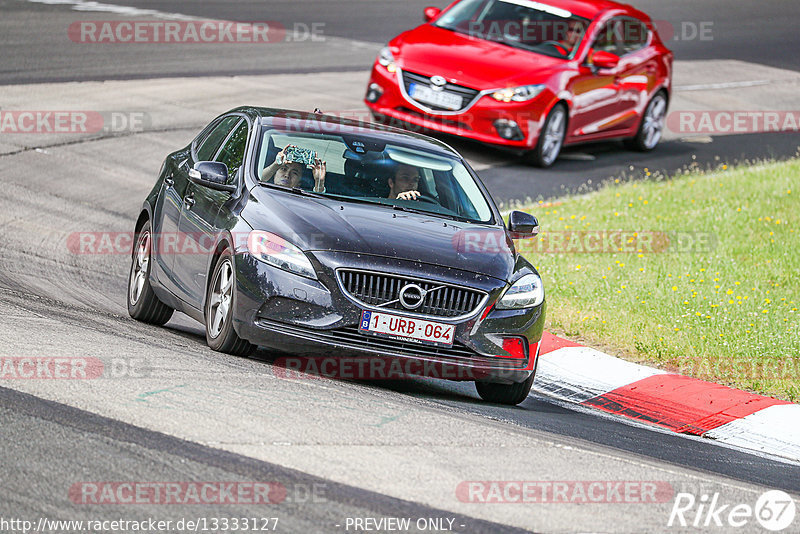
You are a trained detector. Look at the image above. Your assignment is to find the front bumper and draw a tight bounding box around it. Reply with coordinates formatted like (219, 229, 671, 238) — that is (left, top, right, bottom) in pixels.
(364, 64, 551, 150)
(232, 251, 545, 383)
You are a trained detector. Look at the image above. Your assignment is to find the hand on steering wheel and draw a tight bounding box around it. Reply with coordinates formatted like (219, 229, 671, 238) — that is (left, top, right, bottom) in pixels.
(540, 40, 569, 55)
(396, 190, 438, 204)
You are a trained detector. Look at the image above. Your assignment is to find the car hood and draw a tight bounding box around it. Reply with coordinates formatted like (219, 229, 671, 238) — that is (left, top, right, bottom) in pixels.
(392, 24, 564, 89)
(244, 189, 515, 281)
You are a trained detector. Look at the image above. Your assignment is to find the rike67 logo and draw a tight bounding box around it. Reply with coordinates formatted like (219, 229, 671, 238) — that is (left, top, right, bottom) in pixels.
(668, 490, 796, 531)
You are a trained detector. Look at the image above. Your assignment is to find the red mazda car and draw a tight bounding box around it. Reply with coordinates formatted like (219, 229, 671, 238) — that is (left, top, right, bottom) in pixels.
(365, 0, 673, 167)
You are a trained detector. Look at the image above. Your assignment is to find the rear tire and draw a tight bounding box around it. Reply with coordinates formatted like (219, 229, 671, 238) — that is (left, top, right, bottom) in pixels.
(127, 221, 173, 325)
(626, 91, 667, 151)
(205, 249, 255, 357)
(475, 373, 535, 406)
(524, 103, 567, 168)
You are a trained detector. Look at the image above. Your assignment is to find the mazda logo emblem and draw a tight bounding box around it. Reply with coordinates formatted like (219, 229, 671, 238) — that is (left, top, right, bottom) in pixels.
(399, 284, 425, 310)
(430, 75, 447, 91)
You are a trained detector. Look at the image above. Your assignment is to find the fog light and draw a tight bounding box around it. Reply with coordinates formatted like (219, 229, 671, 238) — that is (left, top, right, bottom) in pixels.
(366, 83, 383, 103)
(494, 119, 524, 140)
(501, 337, 527, 359)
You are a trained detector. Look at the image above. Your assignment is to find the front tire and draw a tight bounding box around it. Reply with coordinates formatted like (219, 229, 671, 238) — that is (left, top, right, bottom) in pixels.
(475, 373, 535, 406)
(205, 249, 254, 357)
(524, 103, 567, 168)
(127, 221, 173, 325)
(627, 91, 667, 151)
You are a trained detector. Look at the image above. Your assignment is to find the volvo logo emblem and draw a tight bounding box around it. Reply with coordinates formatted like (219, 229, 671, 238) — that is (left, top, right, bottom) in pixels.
(429, 75, 447, 91)
(398, 284, 425, 310)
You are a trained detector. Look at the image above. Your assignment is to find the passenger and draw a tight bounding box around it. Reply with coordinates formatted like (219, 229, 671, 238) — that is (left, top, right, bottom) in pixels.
(261, 144, 326, 193)
(387, 164, 422, 201)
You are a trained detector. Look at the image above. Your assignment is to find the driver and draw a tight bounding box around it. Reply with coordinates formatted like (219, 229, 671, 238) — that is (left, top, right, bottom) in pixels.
(261, 144, 326, 193)
(553, 19, 585, 55)
(387, 164, 422, 201)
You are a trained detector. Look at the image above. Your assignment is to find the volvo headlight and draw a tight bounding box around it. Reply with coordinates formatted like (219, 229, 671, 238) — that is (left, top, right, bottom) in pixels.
(247, 231, 316, 280)
(496, 274, 544, 309)
(491, 84, 546, 103)
(377, 46, 397, 73)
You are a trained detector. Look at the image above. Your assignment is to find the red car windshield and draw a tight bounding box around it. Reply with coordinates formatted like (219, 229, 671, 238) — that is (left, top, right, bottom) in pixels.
(435, 0, 590, 59)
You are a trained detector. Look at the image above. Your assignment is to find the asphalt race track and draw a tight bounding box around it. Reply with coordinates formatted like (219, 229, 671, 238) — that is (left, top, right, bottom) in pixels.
(1, 1, 799, 533)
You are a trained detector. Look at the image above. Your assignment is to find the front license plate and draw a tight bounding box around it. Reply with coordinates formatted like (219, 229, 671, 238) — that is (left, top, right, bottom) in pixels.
(359, 310, 455, 347)
(409, 83, 463, 111)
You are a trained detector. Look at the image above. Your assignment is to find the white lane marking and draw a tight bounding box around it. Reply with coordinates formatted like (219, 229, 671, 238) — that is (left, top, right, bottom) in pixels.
(705, 404, 800, 463)
(23, 0, 195, 20)
(532, 346, 667, 403)
(23, 0, 383, 49)
(675, 80, 772, 91)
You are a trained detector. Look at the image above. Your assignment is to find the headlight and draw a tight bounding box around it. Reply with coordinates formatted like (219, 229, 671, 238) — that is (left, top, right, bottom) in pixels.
(491, 84, 546, 103)
(496, 274, 544, 309)
(247, 231, 317, 280)
(377, 46, 397, 73)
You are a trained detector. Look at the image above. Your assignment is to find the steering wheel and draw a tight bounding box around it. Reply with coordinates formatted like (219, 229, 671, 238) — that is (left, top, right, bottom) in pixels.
(413, 192, 440, 205)
(540, 40, 569, 55)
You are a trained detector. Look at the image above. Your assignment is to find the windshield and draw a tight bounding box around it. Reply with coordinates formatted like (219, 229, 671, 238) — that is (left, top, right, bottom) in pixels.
(435, 0, 590, 59)
(254, 125, 494, 224)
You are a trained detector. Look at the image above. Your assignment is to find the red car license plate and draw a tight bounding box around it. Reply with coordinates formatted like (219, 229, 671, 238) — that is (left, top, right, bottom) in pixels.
(359, 310, 455, 347)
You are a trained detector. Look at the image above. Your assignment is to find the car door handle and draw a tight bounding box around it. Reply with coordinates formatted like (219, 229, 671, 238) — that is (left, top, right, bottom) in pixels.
(184, 195, 195, 208)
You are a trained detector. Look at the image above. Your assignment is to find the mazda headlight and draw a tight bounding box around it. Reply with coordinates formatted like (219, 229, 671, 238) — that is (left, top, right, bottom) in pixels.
(496, 274, 544, 309)
(491, 84, 546, 103)
(247, 231, 316, 280)
(378, 46, 397, 73)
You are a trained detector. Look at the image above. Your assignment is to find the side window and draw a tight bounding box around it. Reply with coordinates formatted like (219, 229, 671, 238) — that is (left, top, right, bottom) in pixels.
(196, 116, 240, 162)
(215, 122, 249, 179)
(591, 19, 621, 54)
(619, 19, 649, 54)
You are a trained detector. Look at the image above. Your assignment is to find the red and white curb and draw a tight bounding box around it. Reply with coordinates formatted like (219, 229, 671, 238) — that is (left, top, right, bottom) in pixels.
(532, 333, 800, 463)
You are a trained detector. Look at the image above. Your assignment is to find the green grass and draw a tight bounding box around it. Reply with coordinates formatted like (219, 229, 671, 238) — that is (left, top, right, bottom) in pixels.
(516, 159, 800, 400)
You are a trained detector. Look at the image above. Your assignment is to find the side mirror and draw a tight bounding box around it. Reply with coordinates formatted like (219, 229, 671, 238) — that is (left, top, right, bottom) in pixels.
(424, 6, 441, 22)
(189, 161, 236, 193)
(508, 210, 539, 237)
(591, 50, 620, 70)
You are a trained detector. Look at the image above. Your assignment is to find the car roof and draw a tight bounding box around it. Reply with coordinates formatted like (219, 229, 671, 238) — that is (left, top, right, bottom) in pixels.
(501, 0, 647, 21)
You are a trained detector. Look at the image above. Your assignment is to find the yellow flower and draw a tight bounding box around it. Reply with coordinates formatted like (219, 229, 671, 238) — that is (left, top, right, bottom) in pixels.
(672, 286, 678, 291)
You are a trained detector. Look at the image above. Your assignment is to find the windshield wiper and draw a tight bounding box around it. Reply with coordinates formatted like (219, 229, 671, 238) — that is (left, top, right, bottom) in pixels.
(392, 204, 475, 224)
(306, 192, 477, 223)
(258, 182, 325, 199)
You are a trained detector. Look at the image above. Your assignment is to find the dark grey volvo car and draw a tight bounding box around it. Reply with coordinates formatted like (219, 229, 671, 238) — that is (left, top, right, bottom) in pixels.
(128, 107, 545, 405)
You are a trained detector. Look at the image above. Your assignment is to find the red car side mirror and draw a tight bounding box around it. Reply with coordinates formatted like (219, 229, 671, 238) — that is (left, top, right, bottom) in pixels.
(424, 6, 442, 22)
(591, 50, 620, 69)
